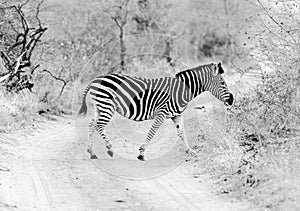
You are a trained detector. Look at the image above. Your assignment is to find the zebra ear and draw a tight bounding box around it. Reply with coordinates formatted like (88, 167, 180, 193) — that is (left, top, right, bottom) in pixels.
(218, 62, 224, 74)
(212, 63, 218, 76)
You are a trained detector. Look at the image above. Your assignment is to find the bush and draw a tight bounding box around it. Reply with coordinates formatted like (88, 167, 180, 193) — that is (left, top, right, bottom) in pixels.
(198, 31, 231, 59)
(219, 60, 300, 209)
(228, 69, 300, 140)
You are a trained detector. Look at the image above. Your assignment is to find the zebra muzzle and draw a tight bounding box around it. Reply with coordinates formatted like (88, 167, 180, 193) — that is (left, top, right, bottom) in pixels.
(225, 93, 234, 106)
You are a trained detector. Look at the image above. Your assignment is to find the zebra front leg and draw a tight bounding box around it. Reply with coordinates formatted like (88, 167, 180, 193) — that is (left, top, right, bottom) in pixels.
(171, 115, 196, 155)
(138, 113, 166, 161)
(88, 119, 98, 159)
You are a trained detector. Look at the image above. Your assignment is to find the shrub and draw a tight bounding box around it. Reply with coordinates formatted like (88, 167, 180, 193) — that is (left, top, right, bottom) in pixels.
(228, 68, 300, 140)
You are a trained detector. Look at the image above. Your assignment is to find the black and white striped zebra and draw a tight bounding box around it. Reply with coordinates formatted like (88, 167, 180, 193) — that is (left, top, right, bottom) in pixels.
(78, 62, 234, 161)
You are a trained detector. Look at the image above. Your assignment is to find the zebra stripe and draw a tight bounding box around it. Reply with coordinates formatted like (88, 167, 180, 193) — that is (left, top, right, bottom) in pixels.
(78, 62, 234, 160)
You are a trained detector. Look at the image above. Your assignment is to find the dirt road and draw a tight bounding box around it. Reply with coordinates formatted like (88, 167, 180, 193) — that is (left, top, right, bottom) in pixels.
(0, 99, 247, 210)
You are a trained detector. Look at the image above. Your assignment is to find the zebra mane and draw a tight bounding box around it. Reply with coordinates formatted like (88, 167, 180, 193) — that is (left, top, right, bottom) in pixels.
(175, 64, 211, 78)
(175, 70, 188, 78)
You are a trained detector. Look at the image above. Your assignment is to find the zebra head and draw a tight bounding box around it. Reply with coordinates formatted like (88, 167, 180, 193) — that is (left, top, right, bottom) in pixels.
(206, 62, 234, 107)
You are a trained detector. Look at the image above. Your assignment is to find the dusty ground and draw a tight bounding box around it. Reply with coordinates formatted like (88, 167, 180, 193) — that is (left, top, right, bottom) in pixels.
(0, 97, 249, 211)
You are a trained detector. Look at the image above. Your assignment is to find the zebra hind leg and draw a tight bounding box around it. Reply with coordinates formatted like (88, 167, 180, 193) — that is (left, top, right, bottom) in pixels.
(87, 119, 98, 159)
(94, 103, 115, 157)
(95, 124, 114, 157)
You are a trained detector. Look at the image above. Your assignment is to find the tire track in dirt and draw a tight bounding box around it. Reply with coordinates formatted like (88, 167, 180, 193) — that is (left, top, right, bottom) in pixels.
(25, 166, 50, 211)
(154, 177, 200, 210)
(1, 107, 248, 210)
(21, 128, 72, 211)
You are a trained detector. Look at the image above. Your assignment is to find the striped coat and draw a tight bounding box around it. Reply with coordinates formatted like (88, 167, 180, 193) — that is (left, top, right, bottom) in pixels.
(78, 62, 234, 160)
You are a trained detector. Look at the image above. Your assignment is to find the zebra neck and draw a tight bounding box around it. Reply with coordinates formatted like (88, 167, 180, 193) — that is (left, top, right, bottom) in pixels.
(176, 70, 204, 100)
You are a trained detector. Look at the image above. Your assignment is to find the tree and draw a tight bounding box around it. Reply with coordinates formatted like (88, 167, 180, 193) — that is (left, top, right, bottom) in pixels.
(104, 0, 130, 72)
(0, 0, 47, 92)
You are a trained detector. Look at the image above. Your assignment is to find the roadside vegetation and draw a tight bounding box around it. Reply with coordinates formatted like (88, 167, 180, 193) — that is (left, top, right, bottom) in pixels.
(0, 0, 299, 210)
(190, 1, 300, 210)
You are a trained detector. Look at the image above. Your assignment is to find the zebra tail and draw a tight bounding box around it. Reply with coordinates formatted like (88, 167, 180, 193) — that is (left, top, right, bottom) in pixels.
(78, 84, 91, 117)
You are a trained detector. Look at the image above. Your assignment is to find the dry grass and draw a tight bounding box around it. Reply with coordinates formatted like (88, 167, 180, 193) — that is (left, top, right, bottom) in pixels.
(190, 88, 300, 210)
(0, 88, 68, 133)
(192, 131, 300, 210)
(0, 89, 40, 133)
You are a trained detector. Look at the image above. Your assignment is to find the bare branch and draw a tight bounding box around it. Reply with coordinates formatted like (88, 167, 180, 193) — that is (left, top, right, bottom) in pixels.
(121, 0, 129, 26)
(58, 66, 64, 78)
(257, 0, 297, 44)
(112, 16, 122, 29)
(26, 27, 47, 60)
(42, 69, 68, 97)
(13, 51, 26, 74)
(0, 51, 25, 83)
(0, 73, 9, 83)
(35, 0, 45, 28)
(18, 0, 30, 9)
(30, 64, 40, 74)
(13, 5, 29, 32)
(0, 52, 12, 67)
(7, 34, 25, 53)
(230, 61, 249, 75)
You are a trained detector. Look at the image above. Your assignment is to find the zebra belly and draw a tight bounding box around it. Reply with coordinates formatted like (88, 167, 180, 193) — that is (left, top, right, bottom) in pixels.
(113, 95, 166, 121)
(114, 102, 156, 121)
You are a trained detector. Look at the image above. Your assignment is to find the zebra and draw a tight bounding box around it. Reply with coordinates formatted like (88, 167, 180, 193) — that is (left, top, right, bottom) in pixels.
(78, 62, 234, 161)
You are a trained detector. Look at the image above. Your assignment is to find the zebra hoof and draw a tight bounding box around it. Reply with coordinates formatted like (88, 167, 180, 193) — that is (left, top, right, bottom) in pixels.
(91, 154, 98, 159)
(137, 154, 145, 161)
(107, 150, 113, 157)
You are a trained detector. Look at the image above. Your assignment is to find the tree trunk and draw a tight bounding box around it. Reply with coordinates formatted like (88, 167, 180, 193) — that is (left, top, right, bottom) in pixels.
(119, 27, 126, 72)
